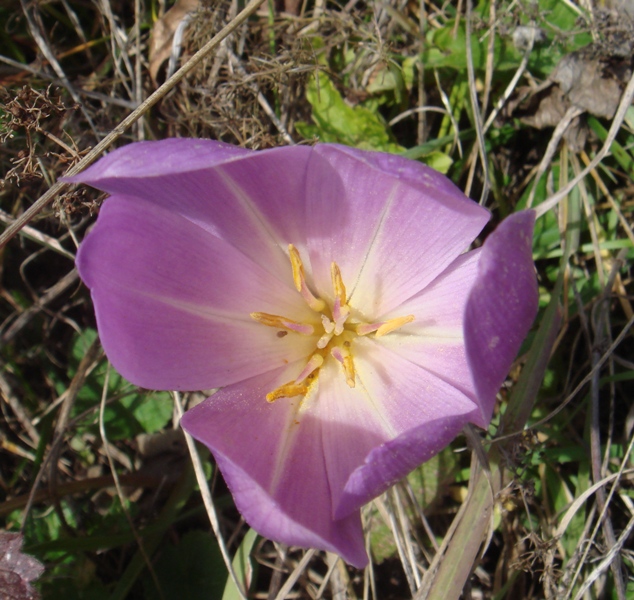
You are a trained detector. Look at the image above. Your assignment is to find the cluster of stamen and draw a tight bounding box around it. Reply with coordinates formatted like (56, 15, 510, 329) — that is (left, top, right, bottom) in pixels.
(250, 245, 414, 403)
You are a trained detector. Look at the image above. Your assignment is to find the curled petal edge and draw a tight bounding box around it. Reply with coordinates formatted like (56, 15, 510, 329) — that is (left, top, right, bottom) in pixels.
(336, 413, 469, 519)
(465, 210, 539, 425)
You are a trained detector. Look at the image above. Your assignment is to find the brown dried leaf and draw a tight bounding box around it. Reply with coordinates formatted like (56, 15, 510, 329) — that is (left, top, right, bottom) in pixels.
(0, 532, 45, 600)
(148, 0, 200, 84)
(551, 50, 627, 119)
(505, 45, 632, 151)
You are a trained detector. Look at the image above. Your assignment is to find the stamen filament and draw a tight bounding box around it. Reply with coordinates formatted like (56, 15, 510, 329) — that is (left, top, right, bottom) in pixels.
(317, 315, 335, 348)
(331, 346, 356, 388)
(317, 332, 334, 349)
(295, 353, 324, 383)
(288, 245, 326, 312)
(250, 312, 314, 335)
(321, 315, 335, 334)
(332, 298, 350, 335)
(355, 322, 381, 336)
(266, 381, 309, 403)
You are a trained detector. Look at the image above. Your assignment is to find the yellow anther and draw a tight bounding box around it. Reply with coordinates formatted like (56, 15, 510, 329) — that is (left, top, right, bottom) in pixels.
(250, 312, 314, 335)
(331, 346, 356, 388)
(375, 315, 415, 337)
(287, 244, 326, 312)
(266, 381, 309, 403)
(330, 262, 347, 305)
(288, 244, 304, 292)
(342, 355, 356, 388)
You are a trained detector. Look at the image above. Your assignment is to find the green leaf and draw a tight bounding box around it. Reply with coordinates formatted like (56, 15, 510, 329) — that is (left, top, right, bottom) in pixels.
(144, 531, 226, 600)
(296, 72, 403, 153)
(67, 328, 172, 439)
(408, 447, 458, 509)
(421, 151, 453, 174)
(222, 528, 258, 600)
(128, 392, 173, 434)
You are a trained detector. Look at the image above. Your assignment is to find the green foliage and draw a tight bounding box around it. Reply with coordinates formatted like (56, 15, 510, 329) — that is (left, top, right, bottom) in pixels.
(143, 531, 227, 600)
(222, 528, 258, 600)
(62, 328, 173, 440)
(296, 72, 404, 153)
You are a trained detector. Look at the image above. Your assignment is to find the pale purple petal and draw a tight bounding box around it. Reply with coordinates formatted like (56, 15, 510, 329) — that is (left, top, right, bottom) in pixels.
(65, 138, 252, 180)
(465, 210, 539, 423)
(340, 414, 467, 519)
(68, 140, 322, 282)
(324, 339, 477, 518)
(308, 360, 390, 517)
(180, 365, 368, 568)
(77, 196, 316, 390)
(305, 144, 490, 317)
(378, 249, 482, 422)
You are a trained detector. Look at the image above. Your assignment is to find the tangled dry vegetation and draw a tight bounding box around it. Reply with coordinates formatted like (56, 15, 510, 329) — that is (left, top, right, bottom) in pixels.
(0, 0, 633, 598)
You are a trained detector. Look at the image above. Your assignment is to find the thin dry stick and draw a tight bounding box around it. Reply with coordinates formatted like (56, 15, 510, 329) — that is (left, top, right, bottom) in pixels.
(0, 0, 266, 251)
(527, 313, 634, 431)
(273, 549, 317, 600)
(384, 492, 417, 595)
(465, 0, 490, 206)
(134, 0, 144, 141)
(0, 373, 40, 446)
(226, 48, 294, 144)
(172, 392, 248, 600)
(526, 105, 583, 208)
(482, 27, 535, 133)
(565, 434, 634, 598)
(393, 486, 421, 588)
(479, 0, 496, 120)
(19, 338, 102, 529)
(579, 150, 634, 247)
(535, 67, 634, 218)
(417, 0, 427, 145)
(18, 0, 98, 135)
(572, 514, 634, 600)
(1, 269, 79, 346)
(0, 54, 137, 108)
(585, 259, 628, 599)
(316, 554, 341, 599)
(555, 470, 634, 540)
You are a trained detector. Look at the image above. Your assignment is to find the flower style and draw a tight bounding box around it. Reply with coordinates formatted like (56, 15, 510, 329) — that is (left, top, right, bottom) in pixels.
(72, 139, 538, 568)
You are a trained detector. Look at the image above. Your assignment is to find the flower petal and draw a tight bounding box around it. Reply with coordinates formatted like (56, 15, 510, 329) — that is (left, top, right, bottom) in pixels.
(378, 249, 482, 422)
(324, 339, 477, 518)
(68, 139, 320, 282)
(77, 196, 316, 390)
(340, 414, 467, 518)
(305, 144, 490, 317)
(180, 365, 368, 568)
(465, 210, 539, 423)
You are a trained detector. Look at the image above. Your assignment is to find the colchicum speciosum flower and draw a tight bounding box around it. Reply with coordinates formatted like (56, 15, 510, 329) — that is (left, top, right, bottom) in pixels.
(72, 139, 538, 567)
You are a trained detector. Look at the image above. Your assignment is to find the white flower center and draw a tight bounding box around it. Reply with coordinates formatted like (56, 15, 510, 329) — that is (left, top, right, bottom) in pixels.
(250, 245, 414, 402)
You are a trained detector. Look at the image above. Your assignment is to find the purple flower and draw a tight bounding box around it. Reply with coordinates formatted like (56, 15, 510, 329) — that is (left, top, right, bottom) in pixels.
(72, 139, 538, 568)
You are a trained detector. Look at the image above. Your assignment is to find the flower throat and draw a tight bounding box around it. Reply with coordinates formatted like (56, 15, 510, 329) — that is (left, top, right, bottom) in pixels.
(251, 245, 414, 402)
